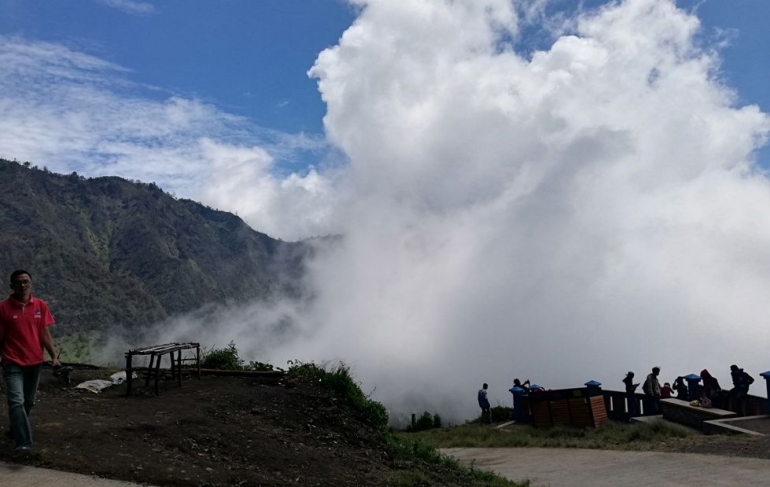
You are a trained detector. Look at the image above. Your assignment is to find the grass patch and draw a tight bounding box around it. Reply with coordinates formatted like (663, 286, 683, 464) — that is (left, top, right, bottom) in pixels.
(287, 360, 389, 429)
(384, 434, 529, 486)
(403, 419, 693, 450)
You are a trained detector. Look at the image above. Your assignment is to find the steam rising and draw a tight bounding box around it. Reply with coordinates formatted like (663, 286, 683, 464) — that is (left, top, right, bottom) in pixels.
(3, 0, 770, 421)
(165, 0, 770, 420)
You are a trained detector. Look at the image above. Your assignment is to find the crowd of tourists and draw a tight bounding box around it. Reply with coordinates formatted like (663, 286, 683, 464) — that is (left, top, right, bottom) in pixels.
(478, 364, 757, 422)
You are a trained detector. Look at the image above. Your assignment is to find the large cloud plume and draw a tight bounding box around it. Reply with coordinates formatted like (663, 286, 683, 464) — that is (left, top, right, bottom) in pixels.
(278, 0, 770, 419)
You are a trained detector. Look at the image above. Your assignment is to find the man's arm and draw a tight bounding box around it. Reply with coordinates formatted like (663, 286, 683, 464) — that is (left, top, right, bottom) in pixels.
(41, 326, 60, 366)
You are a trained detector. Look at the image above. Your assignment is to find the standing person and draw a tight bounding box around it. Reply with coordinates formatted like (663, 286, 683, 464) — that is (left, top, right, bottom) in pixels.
(643, 366, 662, 413)
(478, 383, 491, 424)
(700, 369, 722, 401)
(673, 376, 688, 400)
(729, 364, 754, 414)
(513, 378, 531, 393)
(623, 372, 640, 418)
(0, 270, 59, 451)
(660, 382, 673, 399)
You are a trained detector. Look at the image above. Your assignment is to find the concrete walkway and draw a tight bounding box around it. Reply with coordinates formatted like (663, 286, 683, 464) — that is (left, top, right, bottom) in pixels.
(443, 448, 770, 486)
(0, 461, 149, 487)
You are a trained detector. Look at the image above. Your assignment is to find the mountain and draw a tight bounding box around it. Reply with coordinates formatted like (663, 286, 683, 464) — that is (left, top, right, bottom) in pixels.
(0, 159, 308, 337)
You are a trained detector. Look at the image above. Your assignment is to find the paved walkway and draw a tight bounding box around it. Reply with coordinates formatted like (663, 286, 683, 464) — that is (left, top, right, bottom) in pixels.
(0, 461, 148, 487)
(443, 448, 770, 486)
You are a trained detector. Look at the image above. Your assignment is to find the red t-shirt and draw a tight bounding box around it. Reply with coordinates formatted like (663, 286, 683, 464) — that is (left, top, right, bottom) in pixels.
(0, 295, 55, 366)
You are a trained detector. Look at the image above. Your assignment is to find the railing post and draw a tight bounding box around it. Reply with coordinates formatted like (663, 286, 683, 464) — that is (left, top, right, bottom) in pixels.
(760, 372, 770, 414)
(684, 374, 702, 402)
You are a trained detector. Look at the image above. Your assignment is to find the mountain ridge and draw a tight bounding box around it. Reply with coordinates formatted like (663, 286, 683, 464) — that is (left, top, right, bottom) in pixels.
(0, 158, 308, 337)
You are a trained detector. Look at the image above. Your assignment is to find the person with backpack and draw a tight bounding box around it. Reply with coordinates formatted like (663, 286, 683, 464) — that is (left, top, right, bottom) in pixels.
(478, 383, 491, 424)
(729, 364, 754, 414)
(643, 366, 662, 413)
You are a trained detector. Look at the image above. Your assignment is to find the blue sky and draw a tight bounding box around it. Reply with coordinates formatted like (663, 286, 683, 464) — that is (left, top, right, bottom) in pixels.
(1, 0, 766, 165)
(0, 0, 355, 135)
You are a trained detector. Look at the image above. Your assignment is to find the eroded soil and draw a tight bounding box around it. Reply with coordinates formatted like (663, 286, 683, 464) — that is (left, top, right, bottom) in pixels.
(0, 367, 394, 486)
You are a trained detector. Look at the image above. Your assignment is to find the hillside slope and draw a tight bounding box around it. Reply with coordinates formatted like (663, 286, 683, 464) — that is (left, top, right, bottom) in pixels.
(0, 365, 518, 487)
(0, 159, 307, 336)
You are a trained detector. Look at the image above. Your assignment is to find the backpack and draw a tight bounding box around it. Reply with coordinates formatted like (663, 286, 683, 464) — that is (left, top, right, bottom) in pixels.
(642, 376, 651, 395)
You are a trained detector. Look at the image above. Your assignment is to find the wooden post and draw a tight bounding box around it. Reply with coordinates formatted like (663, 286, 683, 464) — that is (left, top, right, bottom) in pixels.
(125, 353, 133, 397)
(177, 350, 182, 386)
(196, 345, 201, 379)
(154, 353, 162, 396)
(146, 355, 155, 387)
(169, 351, 176, 380)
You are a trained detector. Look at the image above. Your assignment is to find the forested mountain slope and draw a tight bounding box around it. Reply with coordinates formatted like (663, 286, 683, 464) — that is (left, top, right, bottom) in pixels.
(0, 159, 307, 336)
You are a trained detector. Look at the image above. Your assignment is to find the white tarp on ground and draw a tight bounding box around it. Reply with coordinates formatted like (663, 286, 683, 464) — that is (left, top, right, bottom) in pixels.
(75, 379, 114, 393)
(75, 372, 137, 393)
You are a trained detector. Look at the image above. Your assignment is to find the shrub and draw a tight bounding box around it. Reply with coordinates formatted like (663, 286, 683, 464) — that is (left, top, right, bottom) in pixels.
(202, 342, 275, 371)
(287, 360, 388, 429)
(407, 411, 443, 432)
(490, 406, 512, 423)
(248, 360, 275, 372)
(201, 342, 243, 370)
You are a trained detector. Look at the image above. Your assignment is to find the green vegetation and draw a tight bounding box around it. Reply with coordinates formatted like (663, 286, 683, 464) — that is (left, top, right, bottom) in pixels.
(490, 406, 512, 423)
(56, 331, 101, 363)
(287, 360, 388, 428)
(201, 341, 275, 371)
(403, 418, 693, 451)
(407, 411, 443, 432)
(384, 435, 528, 486)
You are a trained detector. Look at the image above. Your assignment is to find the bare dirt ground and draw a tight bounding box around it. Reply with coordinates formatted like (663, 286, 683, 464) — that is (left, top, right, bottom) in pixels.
(0, 366, 488, 487)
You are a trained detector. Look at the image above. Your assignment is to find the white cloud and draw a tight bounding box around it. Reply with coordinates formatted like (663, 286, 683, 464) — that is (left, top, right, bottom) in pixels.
(0, 36, 334, 240)
(92, 0, 157, 15)
(285, 0, 769, 420)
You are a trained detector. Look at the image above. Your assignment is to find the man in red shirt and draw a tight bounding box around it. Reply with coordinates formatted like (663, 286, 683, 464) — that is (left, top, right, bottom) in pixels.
(0, 270, 59, 450)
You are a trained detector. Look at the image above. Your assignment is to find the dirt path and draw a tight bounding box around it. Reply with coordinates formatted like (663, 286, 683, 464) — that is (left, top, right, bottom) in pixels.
(444, 447, 770, 486)
(0, 461, 149, 487)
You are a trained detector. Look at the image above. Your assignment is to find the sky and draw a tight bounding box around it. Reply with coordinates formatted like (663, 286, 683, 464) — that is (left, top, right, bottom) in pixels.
(2, 0, 770, 421)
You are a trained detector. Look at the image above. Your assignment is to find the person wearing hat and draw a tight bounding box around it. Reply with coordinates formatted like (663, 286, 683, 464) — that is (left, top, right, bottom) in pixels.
(643, 366, 662, 413)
